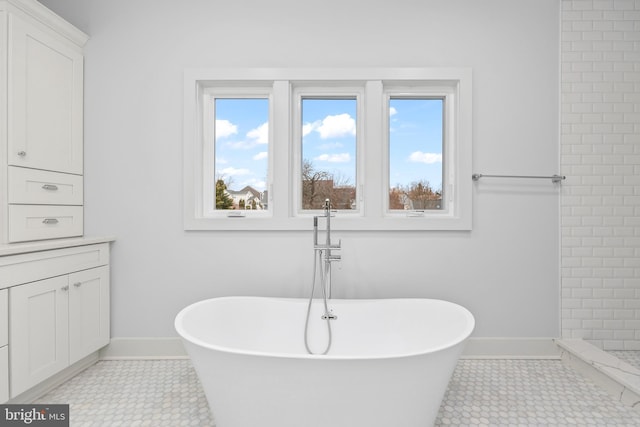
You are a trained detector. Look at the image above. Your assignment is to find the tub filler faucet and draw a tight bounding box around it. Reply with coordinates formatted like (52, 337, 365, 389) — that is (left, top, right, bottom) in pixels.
(305, 199, 340, 354)
(313, 199, 341, 298)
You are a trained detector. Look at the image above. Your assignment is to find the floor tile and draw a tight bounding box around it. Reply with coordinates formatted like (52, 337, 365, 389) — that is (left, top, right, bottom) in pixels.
(36, 358, 640, 426)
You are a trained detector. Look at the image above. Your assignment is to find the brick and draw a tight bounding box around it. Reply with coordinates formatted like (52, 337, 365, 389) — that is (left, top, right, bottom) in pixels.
(573, 0, 594, 10)
(594, 0, 615, 9)
(614, 0, 636, 9)
(623, 10, 640, 19)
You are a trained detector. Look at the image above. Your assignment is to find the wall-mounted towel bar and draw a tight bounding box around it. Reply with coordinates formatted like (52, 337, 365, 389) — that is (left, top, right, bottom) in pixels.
(472, 174, 566, 183)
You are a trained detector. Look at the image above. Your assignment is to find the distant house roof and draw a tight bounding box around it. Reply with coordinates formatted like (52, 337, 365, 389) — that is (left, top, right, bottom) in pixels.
(226, 186, 260, 198)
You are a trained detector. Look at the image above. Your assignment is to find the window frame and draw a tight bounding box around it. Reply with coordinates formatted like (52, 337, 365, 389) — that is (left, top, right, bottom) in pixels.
(383, 84, 458, 219)
(201, 87, 273, 218)
(183, 68, 472, 231)
(292, 83, 365, 217)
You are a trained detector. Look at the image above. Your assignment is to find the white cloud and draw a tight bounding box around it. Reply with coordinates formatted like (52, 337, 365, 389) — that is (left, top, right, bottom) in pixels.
(408, 151, 442, 164)
(215, 119, 238, 139)
(226, 140, 252, 149)
(303, 114, 356, 139)
(314, 153, 351, 163)
(317, 142, 344, 150)
(247, 122, 268, 144)
(317, 114, 356, 139)
(219, 167, 251, 176)
(303, 120, 321, 137)
(389, 107, 398, 117)
(253, 151, 268, 160)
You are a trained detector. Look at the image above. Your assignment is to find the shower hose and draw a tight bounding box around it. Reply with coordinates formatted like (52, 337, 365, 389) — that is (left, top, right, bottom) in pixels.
(304, 248, 333, 355)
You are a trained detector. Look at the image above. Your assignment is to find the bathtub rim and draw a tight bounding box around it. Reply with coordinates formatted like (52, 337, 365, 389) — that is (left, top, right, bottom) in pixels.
(175, 296, 475, 361)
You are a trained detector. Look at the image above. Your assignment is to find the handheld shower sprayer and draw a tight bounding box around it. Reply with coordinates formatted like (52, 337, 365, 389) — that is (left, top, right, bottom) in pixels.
(304, 199, 341, 355)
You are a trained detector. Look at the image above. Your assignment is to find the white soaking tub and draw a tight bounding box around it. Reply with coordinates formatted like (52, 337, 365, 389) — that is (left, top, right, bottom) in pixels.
(175, 296, 474, 427)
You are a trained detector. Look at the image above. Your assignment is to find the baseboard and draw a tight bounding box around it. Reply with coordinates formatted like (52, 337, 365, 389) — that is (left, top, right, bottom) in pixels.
(100, 337, 189, 360)
(462, 337, 561, 359)
(100, 337, 561, 360)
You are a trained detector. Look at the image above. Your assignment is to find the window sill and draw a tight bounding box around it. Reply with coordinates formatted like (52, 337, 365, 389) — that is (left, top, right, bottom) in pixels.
(184, 215, 472, 232)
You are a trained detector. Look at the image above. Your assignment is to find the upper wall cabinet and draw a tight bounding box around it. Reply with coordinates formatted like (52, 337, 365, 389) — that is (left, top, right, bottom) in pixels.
(7, 13, 84, 174)
(0, 0, 88, 243)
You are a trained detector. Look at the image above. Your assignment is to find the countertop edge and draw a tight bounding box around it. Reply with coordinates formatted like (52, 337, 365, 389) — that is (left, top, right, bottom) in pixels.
(0, 236, 117, 257)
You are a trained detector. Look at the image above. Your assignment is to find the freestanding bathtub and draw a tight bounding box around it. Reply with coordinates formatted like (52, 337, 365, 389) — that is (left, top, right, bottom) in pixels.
(175, 296, 474, 427)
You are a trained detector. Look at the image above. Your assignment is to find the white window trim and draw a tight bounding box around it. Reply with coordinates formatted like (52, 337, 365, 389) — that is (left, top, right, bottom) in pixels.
(200, 86, 273, 218)
(183, 68, 472, 231)
(383, 84, 457, 219)
(291, 83, 365, 218)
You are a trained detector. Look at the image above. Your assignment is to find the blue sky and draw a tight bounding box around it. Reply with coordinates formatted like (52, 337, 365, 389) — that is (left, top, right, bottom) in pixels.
(302, 98, 357, 187)
(389, 98, 443, 192)
(214, 97, 443, 193)
(214, 98, 269, 191)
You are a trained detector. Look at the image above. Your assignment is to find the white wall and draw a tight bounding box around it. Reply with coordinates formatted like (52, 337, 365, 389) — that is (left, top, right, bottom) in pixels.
(38, 0, 561, 339)
(561, 0, 640, 350)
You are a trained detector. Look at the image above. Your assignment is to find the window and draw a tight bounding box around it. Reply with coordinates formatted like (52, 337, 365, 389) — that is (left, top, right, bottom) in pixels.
(291, 84, 364, 215)
(210, 97, 269, 212)
(184, 69, 472, 231)
(388, 97, 444, 212)
(199, 86, 272, 218)
(300, 97, 358, 211)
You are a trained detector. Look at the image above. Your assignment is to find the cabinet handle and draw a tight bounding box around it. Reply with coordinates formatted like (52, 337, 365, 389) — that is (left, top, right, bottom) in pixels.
(17, 151, 26, 157)
(42, 218, 59, 225)
(42, 184, 59, 191)
(61, 285, 69, 291)
(73, 282, 82, 287)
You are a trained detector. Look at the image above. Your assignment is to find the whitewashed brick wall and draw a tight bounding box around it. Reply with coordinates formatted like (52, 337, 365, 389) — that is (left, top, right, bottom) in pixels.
(561, 0, 640, 349)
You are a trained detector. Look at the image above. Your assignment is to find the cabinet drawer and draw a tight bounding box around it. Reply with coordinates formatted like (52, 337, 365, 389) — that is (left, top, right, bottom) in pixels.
(0, 243, 108, 289)
(9, 205, 83, 243)
(0, 289, 6, 347)
(9, 167, 83, 205)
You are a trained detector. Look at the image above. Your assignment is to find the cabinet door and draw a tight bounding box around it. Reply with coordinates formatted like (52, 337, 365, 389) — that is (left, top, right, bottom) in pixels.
(9, 276, 69, 398)
(0, 346, 8, 404)
(0, 289, 7, 404)
(7, 14, 83, 174)
(69, 266, 110, 364)
(0, 289, 7, 347)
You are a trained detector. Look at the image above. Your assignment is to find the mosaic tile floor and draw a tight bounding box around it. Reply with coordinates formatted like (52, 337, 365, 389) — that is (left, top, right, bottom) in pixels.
(35, 359, 640, 426)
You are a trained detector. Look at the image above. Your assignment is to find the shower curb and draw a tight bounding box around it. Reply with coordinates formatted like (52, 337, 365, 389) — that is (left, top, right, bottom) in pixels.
(557, 339, 640, 411)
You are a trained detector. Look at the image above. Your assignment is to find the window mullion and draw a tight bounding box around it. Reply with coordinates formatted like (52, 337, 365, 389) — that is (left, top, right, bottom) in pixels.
(364, 80, 383, 218)
(271, 80, 291, 220)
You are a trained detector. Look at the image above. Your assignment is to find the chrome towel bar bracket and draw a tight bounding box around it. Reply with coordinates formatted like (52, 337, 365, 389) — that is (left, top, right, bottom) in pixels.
(472, 174, 566, 184)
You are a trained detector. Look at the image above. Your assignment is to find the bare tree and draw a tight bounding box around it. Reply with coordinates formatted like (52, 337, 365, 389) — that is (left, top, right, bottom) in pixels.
(389, 180, 442, 210)
(302, 160, 355, 209)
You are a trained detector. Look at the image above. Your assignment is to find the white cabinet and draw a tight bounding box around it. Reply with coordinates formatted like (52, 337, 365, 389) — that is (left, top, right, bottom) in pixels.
(9, 276, 69, 397)
(0, 0, 88, 243)
(8, 205, 84, 242)
(0, 289, 8, 403)
(0, 241, 111, 401)
(7, 13, 84, 174)
(8, 167, 83, 205)
(68, 266, 110, 364)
